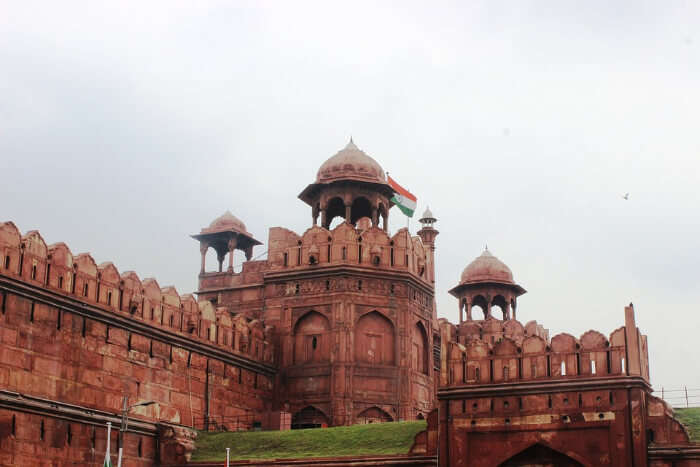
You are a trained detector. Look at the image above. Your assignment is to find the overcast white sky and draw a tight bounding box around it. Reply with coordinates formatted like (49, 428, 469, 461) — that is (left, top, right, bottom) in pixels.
(2, 1, 699, 399)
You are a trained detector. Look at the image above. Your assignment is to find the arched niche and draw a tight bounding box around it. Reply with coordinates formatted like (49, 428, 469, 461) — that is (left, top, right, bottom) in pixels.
(412, 321, 429, 375)
(357, 406, 393, 424)
(355, 311, 395, 365)
(293, 311, 330, 364)
(292, 406, 329, 429)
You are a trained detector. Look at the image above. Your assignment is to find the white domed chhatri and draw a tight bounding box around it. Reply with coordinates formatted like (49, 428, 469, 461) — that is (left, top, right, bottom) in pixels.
(316, 139, 386, 184)
(204, 210, 247, 234)
(459, 248, 515, 285)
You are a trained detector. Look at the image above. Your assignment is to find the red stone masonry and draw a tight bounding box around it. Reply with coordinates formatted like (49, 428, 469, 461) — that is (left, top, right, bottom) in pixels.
(0, 221, 277, 466)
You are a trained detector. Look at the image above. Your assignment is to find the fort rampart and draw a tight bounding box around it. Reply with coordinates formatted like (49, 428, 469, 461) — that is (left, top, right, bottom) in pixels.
(0, 221, 277, 466)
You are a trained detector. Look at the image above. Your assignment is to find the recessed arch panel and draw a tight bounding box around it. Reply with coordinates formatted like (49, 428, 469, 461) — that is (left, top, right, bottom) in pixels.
(355, 311, 395, 365)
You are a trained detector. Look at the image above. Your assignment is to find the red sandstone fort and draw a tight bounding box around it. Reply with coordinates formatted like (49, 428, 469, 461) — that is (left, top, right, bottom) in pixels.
(0, 141, 697, 466)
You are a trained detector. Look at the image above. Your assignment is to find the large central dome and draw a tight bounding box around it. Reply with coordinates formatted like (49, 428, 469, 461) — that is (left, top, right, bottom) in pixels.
(460, 249, 515, 285)
(316, 140, 386, 184)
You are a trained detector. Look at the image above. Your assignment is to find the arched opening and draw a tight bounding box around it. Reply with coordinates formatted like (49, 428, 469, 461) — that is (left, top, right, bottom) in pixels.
(378, 203, 387, 230)
(499, 443, 584, 467)
(416, 412, 424, 420)
(412, 322, 429, 375)
(292, 406, 329, 429)
(355, 311, 395, 365)
(325, 197, 346, 229)
(471, 295, 488, 319)
(357, 407, 393, 424)
(492, 295, 508, 320)
(350, 197, 372, 225)
(293, 311, 330, 364)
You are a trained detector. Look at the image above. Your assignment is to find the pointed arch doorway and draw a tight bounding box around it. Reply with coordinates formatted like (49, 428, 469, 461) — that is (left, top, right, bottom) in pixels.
(499, 443, 584, 467)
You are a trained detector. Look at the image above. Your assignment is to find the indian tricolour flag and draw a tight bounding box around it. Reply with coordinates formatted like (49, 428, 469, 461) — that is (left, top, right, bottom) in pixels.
(388, 175, 417, 218)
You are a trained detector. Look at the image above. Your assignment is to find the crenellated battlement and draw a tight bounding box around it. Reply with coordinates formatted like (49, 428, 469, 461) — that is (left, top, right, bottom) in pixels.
(439, 310, 650, 388)
(266, 221, 432, 285)
(0, 221, 276, 366)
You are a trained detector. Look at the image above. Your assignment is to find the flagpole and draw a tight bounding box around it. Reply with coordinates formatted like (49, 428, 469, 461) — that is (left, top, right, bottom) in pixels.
(105, 421, 112, 467)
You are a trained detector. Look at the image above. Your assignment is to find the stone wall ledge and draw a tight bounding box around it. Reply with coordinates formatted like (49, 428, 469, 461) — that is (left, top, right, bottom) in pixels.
(0, 275, 277, 376)
(165, 454, 437, 467)
(648, 444, 700, 459)
(0, 275, 277, 377)
(438, 375, 652, 399)
(0, 389, 158, 436)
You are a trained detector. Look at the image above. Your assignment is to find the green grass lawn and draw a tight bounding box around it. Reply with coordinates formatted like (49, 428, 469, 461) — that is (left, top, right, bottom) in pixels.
(675, 407, 700, 442)
(191, 421, 427, 462)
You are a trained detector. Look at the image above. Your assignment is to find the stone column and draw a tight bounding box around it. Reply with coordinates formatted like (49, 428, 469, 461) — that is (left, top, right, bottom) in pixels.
(459, 301, 463, 323)
(321, 209, 327, 229)
(466, 300, 472, 321)
(199, 242, 208, 274)
(227, 237, 237, 272)
(345, 204, 352, 224)
(504, 301, 511, 320)
(245, 246, 253, 261)
(217, 251, 225, 272)
(371, 207, 378, 227)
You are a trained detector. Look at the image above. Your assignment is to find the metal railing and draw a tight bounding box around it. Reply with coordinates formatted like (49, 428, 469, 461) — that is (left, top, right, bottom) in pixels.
(653, 386, 700, 408)
(193, 414, 262, 432)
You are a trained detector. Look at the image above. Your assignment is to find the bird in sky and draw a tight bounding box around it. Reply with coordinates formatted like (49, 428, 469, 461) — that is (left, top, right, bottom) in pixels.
(622, 193, 630, 200)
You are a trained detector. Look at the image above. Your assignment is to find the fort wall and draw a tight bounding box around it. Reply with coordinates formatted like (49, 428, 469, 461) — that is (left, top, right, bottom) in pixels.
(0, 221, 277, 466)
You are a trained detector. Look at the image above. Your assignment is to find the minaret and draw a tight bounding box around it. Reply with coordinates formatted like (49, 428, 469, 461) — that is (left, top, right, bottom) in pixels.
(417, 207, 439, 284)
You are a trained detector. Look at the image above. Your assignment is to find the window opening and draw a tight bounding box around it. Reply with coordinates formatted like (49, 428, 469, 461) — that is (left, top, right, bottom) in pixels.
(591, 359, 596, 374)
(561, 361, 566, 376)
(4, 255, 9, 269)
(58, 276, 63, 289)
(83, 283, 89, 296)
(107, 291, 112, 306)
(621, 357, 626, 373)
(31, 264, 37, 280)
(283, 252, 288, 267)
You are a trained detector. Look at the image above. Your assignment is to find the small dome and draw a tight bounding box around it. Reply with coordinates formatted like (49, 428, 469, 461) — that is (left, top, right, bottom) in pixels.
(460, 249, 514, 285)
(422, 206, 434, 219)
(206, 211, 247, 233)
(316, 139, 386, 184)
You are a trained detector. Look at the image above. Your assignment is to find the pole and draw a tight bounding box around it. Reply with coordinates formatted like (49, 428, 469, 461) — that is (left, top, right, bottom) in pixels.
(106, 421, 112, 465)
(686, 386, 689, 408)
(226, 447, 230, 467)
(118, 395, 128, 467)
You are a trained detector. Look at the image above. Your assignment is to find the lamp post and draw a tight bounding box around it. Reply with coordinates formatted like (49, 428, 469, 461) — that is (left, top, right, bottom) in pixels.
(118, 396, 156, 467)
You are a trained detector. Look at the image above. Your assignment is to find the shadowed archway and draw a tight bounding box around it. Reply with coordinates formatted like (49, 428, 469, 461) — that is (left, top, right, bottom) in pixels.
(292, 406, 330, 429)
(499, 443, 584, 467)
